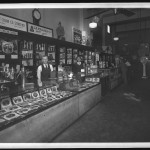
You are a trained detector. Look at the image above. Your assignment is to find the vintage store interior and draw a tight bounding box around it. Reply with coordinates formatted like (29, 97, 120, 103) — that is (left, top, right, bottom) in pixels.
(0, 3, 150, 147)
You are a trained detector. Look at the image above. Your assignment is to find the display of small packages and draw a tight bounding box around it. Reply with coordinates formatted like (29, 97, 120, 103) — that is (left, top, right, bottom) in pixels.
(48, 45, 55, 64)
(22, 93, 36, 105)
(59, 47, 66, 65)
(73, 49, 78, 64)
(12, 95, 33, 115)
(0, 97, 20, 121)
(52, 86, 64, 99)
(67, 48, 72, 64)
(32, 89, 52, 107)
(46, 87, 55, 101)
(1, 96, 21, 112)
(12, 95, 28, 108)
(85, 77, 100, 83)
(22, 91, 40, 109)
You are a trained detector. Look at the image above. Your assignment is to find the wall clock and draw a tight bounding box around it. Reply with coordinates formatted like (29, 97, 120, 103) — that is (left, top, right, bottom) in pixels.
(32, 9, 41, 25)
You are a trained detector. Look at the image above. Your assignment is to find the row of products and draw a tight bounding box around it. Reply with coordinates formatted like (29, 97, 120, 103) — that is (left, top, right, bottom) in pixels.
(85, 77, 100, 83)
(35, 43, 46, 51)
(22, 51, 33, 59)
(59, 47, 66, 65)
(0, 86, 73, 124)
(48, 45, 55, 52)
(99, 61, 109, 69)
(21, 40, 33, 50)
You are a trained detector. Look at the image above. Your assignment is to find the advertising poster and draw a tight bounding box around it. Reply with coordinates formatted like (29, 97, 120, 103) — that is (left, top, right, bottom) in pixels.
(72, 27, 82, 45)
(0, 38, 18, 59)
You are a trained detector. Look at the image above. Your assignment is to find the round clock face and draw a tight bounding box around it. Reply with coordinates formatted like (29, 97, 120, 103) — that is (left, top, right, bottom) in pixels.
(33, 9, 41, 20)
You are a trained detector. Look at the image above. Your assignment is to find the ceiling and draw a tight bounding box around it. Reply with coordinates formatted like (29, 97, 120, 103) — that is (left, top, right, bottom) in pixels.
(84, 8, 139, 19)
(84, 8, 150, 27)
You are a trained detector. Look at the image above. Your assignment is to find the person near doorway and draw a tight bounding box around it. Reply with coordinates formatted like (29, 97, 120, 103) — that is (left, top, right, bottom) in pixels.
(120, 57, 128, 84)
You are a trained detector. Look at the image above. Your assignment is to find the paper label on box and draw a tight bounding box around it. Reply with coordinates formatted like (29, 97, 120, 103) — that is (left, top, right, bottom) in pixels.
(11, 55, 18, 59)
(0, 55, 5, 59)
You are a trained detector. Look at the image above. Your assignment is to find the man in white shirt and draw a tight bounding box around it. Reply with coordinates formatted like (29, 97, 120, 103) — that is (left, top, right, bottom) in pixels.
(37, 55, 53, 87)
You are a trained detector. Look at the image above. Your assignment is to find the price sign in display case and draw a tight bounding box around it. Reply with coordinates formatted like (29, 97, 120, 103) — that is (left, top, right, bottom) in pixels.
(66, 48, 72, 65)
(73, 49, 78, 64)
(21, 40, 33, 66)
(35, 42, 46, 66)
(59, 47, 66, 65)
(47, 45, 55, 65)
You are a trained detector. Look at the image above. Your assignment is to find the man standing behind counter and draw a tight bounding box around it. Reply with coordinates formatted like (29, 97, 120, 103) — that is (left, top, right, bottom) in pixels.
(37, 55, 53, 87)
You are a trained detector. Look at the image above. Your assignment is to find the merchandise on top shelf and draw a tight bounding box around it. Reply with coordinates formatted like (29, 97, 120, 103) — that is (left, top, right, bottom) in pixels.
(35, 43, 46, 51)
(21, 40, 33, 51)
(21, 40, 33, 67)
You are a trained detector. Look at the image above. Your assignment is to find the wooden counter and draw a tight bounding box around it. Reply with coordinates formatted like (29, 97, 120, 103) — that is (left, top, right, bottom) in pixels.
(0, 83, 101, 142)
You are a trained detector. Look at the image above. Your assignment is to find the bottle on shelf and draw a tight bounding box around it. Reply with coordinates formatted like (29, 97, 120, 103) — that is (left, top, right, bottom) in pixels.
(36, 44, 39, 51)
(10, 67, 15, 80)
(21, 65, 26, 89)
(41, 43, 43, 51)
(26, 41, 29, 50)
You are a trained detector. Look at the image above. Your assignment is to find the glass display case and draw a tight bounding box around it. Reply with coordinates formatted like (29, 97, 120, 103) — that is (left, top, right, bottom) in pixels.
(0, 84, 75, 128)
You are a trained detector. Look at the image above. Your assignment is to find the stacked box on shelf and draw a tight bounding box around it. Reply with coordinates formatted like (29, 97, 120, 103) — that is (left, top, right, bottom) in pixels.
(47, 45, 56, 66)
(21, 40, 33, 67)
(59, 47, 66, 65)
(66, 48, 72, 65)
(73, 49, 78, 64)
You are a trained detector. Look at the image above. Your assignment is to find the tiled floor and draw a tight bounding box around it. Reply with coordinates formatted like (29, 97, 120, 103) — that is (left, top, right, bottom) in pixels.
(48, 79, 150, 143)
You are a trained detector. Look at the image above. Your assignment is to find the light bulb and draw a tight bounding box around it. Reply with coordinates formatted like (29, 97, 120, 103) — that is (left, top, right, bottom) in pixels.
(113, 37, 119, 41)
(89, 22, 97, 28)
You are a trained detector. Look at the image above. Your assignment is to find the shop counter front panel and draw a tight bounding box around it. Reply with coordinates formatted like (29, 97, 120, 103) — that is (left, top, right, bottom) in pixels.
(0, 94, 79, 142)
(78, 84, 101, 117)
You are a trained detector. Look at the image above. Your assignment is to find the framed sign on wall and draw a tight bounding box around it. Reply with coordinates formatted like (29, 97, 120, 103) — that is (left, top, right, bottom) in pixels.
(72, 27, 82, 45)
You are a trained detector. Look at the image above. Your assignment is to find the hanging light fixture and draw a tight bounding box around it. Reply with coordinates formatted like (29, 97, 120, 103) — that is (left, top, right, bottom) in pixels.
(113, 37, 119, 41)
(89, 16, 99, 29)
(113, 9, 119, 41)
(89, 22, 97, 28)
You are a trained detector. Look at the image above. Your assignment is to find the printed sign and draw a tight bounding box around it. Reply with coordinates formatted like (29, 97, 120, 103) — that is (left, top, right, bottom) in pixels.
(11, 55, 18, 59)
(0, 28, 18, 35)
(0, 14, 27, 31)
(28, 23, 53, 38)
(0, 38, 18, 59)
(72, 27, 82, 45)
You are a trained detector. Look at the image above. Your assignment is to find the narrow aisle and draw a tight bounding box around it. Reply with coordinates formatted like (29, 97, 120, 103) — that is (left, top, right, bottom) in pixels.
(50, 79, 150, 142)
